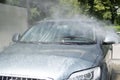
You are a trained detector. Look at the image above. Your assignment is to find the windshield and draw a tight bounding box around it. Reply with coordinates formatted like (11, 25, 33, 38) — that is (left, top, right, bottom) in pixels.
(20, 21, 96, 44)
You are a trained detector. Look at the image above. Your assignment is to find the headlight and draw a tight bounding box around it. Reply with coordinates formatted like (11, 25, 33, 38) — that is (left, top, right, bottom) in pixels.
(68, 67, 101, 80)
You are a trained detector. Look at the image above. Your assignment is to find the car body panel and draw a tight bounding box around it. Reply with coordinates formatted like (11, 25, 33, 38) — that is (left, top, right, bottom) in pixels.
(0, 43, 103, 79)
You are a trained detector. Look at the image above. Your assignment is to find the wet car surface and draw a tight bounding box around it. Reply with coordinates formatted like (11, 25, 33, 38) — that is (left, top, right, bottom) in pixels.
(0, 20, 115, 80)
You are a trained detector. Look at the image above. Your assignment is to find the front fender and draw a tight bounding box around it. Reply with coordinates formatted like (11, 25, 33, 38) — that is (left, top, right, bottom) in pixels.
(100, 63, 110, 80)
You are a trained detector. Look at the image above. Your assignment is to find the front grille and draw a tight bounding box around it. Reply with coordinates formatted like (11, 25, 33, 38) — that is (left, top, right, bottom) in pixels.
(0, 76, 46, 80)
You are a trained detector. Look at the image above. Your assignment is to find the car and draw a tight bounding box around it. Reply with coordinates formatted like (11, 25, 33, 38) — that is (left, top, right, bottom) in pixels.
(0, 19, 116, 80)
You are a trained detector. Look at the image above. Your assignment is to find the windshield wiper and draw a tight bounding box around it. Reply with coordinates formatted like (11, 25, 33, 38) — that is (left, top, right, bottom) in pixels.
(57, 41, 96, 45)
(18, 40, 96, 45)
(62, 36, 94, 42)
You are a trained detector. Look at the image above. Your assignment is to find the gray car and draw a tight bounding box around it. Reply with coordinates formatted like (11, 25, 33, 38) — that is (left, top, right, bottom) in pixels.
(0, 20, 116, 80)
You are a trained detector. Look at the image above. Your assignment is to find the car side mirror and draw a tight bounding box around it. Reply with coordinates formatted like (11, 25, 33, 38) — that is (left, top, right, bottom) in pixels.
(103, 40, 115, 45)
(12, 33, 21, 42)
(103, 35, 118, 45)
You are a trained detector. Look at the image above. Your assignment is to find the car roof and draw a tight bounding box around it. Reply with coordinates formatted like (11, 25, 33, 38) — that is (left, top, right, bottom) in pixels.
(37, 18, 97, 24)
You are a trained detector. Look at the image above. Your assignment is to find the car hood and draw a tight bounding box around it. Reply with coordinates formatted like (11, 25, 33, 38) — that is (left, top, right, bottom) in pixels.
(0, 43, 102, 80)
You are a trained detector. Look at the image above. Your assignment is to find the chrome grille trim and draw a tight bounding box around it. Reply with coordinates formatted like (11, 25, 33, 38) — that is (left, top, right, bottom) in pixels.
(0, 76, 46, 80)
